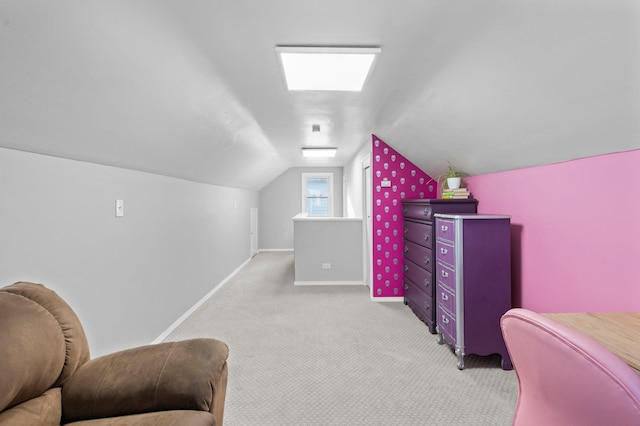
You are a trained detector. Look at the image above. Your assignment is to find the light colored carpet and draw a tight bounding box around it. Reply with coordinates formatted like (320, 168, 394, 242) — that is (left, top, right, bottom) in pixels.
(165, 251, 518, 425)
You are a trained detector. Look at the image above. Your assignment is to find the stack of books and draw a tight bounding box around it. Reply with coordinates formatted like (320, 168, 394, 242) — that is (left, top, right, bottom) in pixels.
(441, 187, 472, 199)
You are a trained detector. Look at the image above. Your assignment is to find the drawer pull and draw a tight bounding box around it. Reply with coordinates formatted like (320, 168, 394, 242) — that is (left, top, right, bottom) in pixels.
(423, 257, 430, 265)
(423, 233, 429, 241)
(404, 227, 408, 235)
(441, 225, 448, 232)
(404, 246, 409, 253)
(404, 283, 409, 291)
(424, 302, 430, 311)
(423, 208, 431, 216)
(441, 270, 449, 278)
(423, 279, 430, 288)
(440, 247, 448, 255)
(441, 292, 449, 301)
(441, 315, 450, 324)
(403, 265, 409, 272)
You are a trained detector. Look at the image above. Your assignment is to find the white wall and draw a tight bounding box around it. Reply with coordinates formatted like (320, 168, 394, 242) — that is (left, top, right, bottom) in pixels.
(292, 216, 363, 284)
(0, 147, 258, 356)
(259, 167, 343, 250)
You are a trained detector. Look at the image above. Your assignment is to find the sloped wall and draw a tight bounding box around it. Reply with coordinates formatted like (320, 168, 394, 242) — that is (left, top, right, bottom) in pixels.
(371, 135, 437, 299)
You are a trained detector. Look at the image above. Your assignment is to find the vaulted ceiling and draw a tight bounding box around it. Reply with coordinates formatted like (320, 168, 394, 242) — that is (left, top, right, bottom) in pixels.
(1, 1, 638, 190)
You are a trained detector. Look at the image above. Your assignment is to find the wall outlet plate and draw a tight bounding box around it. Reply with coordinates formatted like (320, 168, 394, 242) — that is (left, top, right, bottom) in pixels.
(115, 199, 124, 217)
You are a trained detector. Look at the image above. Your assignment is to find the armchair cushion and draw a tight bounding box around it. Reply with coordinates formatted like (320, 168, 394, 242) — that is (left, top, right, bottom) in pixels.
(62, 338, 229, 423)
(65, 410, 216, 426)
(1, 282, 91, 387)
(0, 388, 62, 426)
(0, 289, 66, 412)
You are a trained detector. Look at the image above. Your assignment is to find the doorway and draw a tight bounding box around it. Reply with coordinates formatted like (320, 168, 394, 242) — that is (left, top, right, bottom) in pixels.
(362, 155, 372, 294)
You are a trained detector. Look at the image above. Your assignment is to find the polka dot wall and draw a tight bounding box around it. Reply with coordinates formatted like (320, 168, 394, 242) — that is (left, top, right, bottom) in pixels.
(372, 135, 437, 298)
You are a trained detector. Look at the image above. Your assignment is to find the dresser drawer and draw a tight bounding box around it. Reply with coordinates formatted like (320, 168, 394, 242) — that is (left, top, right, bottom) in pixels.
(435, 241, 455, 267)
(404, 240, 433, 272)
(403, 259, 433, 294)
(435, 218, 456, 242)
(438, 308, 457, 343)
(405, 282, 434, 322)
(437, 283, 456, 316)
(403, 220, 433, 248)
(405, 278, 434, 313)
(402, 203, 434, 221)
(436, 262, 455, 292)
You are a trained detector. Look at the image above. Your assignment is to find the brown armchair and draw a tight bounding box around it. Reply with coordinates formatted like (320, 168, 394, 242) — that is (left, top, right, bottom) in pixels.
(0, 282, 228, 425)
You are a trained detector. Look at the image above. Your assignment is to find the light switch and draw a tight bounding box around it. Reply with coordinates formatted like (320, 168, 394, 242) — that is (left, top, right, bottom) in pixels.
(381, 180, 392, 188)
(115, 199, 124, 217)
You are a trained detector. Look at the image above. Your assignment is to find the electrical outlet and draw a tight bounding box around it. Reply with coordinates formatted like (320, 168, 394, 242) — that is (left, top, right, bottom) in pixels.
(322, 263, 331, 269)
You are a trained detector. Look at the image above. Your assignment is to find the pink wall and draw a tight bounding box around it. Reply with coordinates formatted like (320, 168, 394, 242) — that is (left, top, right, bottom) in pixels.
(372, 135, 437, 298)
(466, 149, 640, 312)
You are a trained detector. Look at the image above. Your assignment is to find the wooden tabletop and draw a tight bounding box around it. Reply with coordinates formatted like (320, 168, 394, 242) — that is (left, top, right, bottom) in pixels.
(542, 312, 640, 373)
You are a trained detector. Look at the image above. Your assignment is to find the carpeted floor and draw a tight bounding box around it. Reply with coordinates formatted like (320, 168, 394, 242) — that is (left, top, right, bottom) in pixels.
(165, 251, 518, 425)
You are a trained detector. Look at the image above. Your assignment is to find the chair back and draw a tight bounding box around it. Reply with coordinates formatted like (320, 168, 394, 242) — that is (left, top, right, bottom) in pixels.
(501, 308, 640, 426)
(0, 282, 90, 412)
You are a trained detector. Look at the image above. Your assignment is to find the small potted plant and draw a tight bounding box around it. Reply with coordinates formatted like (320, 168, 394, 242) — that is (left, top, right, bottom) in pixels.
(431, 162, 466, 190)
(426, 162, 468, 194)
(443, 162, 463, 189)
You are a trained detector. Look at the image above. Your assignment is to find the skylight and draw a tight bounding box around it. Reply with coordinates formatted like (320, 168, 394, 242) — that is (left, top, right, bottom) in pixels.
(276, 46, 380, 91)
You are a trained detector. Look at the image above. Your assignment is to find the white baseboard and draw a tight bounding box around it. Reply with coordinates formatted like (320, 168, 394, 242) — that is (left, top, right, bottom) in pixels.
(294, 280, 363, 286)
(259, 248, 294, 252)
(152, 256, 252, 344)
(370, 296, 404, 302)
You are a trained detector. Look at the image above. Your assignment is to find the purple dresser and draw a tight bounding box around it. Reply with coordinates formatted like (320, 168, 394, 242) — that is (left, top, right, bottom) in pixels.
(434, 214, 512, 370)
(401, 199, 477, 334)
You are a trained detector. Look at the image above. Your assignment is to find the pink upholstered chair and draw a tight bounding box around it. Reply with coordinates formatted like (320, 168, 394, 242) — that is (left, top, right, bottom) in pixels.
(500, 308, 640, 426)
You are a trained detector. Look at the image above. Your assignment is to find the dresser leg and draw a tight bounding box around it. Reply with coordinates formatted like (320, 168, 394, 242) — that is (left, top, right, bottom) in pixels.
(500, 356, 513, 371)
(455, 348, 465, 370)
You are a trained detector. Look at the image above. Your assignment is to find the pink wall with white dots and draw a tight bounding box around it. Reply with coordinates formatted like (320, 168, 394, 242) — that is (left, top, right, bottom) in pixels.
(371, 135, 437, 299)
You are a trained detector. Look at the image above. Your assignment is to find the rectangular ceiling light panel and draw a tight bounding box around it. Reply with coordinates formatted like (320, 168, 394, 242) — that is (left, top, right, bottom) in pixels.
(277, 46, 380, 91)
(302, 148, 337, 157)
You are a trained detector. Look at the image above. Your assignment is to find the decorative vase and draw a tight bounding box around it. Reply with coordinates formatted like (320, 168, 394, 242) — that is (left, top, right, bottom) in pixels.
(447, 177, 461, 189)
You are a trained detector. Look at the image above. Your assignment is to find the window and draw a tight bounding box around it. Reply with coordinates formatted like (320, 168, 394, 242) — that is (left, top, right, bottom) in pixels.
(302, 173, 333, 217)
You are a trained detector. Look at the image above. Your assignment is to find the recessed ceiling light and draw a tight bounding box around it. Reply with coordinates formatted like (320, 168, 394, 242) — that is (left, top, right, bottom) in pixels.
(276, 46, 381, 91)
(301, 147, 337, 158)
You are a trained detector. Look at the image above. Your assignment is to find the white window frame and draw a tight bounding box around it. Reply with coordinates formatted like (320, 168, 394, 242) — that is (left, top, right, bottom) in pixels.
(301, 172, 334, 217)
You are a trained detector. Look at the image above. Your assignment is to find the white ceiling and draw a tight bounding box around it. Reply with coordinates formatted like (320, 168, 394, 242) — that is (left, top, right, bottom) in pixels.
(1, 0, 638, 190)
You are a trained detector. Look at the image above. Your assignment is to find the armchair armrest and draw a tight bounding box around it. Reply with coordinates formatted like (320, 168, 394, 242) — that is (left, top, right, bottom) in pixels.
(62, 338, 228, 424)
